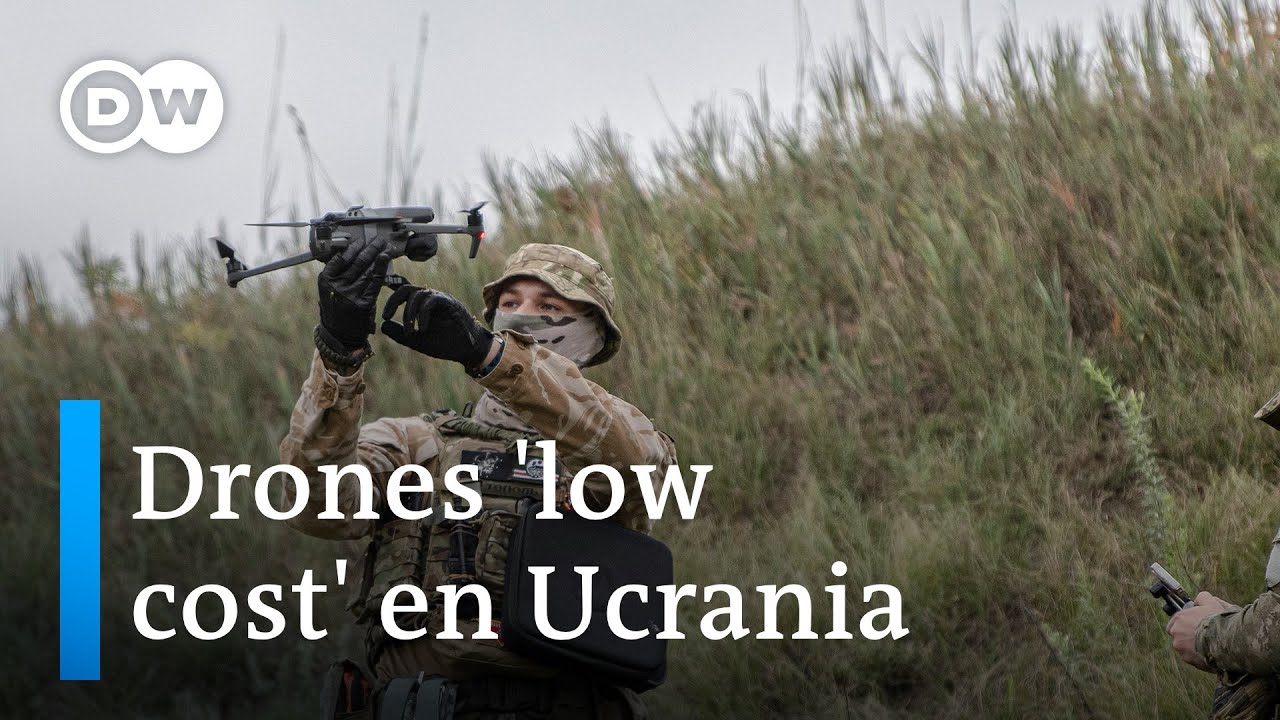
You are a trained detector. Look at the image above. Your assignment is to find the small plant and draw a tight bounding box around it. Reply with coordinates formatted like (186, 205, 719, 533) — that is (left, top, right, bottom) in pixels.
(1081, 357, 1169, 557)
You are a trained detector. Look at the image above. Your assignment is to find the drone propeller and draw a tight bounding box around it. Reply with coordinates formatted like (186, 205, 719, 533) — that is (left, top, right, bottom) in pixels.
(213, 238, 238, 259)
(245, 221, 310, 227)
(211, 237, 248, 282)
(454, 202, 488, 258)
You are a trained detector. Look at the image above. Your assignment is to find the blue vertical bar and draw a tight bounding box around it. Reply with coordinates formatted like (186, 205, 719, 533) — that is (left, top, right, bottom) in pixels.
(60, 399, 100, 681)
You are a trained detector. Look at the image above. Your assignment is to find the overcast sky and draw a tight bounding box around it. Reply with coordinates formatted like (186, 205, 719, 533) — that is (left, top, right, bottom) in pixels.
(0, 0, 1157, 298)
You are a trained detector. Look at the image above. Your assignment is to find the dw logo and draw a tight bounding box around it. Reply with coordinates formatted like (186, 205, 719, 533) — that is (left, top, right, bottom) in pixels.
(60, 60, 224, 154)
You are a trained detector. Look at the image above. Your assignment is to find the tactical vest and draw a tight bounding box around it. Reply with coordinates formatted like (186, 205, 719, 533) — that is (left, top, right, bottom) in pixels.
(347, 410, 573, 670)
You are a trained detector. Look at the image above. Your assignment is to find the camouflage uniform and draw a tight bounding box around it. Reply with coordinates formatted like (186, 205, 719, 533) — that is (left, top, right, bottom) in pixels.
(1196, 591, 1280, 676)
(1194, 581, 1280, 720)
(279, 244, 675, 719)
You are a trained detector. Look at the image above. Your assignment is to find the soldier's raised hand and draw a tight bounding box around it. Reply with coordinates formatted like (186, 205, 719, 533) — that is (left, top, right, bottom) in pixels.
(380, 285, 496, 372)
(316, 236, 390, 353)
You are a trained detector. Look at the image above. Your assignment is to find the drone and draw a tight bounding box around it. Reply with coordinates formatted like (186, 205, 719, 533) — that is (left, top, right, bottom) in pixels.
(213, 202, 487, 288)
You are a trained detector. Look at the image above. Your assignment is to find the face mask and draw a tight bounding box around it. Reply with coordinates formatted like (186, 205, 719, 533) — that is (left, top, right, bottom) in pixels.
(492, 309, 606, 368)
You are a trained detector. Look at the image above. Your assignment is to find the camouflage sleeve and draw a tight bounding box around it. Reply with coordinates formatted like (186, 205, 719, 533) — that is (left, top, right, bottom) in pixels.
(475, 330, 678, 530)
(278, 351, 442, 540)
(1195, 589, 1280, 674)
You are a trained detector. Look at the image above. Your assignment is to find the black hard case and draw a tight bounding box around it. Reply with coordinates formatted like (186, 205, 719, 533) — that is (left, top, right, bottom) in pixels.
(501, 504, 672, 692)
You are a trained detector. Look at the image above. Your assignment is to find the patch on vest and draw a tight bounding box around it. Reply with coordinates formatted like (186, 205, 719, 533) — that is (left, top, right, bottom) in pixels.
(513, 458, 544, 482)
(462, 450, 515, 480)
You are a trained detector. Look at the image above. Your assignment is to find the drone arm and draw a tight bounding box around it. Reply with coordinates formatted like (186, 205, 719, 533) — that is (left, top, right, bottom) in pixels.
(402, 222, 485, 258)
(403, 222, 468, 234)
(226, 250, 316, 287)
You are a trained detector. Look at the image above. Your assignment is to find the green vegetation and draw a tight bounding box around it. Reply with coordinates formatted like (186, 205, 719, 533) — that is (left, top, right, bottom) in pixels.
(11, 2, 1280, 716)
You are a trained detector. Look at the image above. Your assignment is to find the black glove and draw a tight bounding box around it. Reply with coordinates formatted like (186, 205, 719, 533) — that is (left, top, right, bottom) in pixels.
(317, 236, 390, 352)
(380, 285, 494, 370)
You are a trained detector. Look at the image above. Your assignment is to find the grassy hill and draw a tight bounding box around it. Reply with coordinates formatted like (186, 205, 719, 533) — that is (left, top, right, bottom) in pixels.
(9, 2, 1280, 717)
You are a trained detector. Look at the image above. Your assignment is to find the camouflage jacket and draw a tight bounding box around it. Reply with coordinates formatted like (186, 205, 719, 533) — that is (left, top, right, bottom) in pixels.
(1197, 591, 1280, 675)
(278, 330, 676, 680)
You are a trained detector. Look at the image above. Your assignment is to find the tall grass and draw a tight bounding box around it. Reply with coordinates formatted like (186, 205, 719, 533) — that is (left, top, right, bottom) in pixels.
(9, 1, 1280, 717)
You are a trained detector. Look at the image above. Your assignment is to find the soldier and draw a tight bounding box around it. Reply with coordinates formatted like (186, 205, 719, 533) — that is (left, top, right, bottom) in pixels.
(1165, 396, 1280, 720)
(279, 237, 676, 719)
(1165, 589, 1280, 717)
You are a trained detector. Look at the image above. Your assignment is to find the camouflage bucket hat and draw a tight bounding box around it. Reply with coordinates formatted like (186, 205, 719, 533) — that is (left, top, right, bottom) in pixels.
(482, 243, 622, 366)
